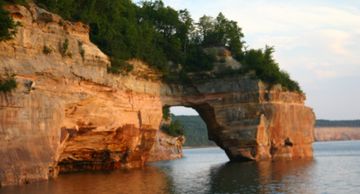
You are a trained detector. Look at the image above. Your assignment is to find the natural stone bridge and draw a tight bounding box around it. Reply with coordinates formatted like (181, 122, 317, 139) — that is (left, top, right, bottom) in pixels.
(162, 79, 314, 162)
(0, 4, 315, 186)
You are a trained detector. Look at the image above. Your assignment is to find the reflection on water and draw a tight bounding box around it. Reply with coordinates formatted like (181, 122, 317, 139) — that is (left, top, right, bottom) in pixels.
(0, 167, 170, 194)
(1, 141, 360, 194)
(155, 147, 316, 194)
(209, 160, 315, 194)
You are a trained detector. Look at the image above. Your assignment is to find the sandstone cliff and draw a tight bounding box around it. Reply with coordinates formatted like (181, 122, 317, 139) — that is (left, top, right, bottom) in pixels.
(315, 127, 360, 141)
(0, 4, 315, 186)
(148, 131, 185, 162)
(162, 80, 315, 161)
(0, 4, 165, 186)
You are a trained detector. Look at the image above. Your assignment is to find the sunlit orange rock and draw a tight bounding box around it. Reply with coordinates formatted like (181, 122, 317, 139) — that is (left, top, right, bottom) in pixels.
(0, 3, 315, 186)
(148, 131, 185, 162)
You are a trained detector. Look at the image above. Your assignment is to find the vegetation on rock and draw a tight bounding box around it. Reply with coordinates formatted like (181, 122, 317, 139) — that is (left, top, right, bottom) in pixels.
(77, 41, 85, 60)
(242, 46, 302, 92)
(107, 58, 133, 75)
(172, 115, 215, 147)
(174, 115, 360, 147)
(59, 38, 69, 57)
(161, 119, 184, 137)
(0, 70, 17, 92)
(0, 0, 25, 41)
(43, 45, 52, 54)
(1, 0, 302, 92)
(162, 106, 171, 120)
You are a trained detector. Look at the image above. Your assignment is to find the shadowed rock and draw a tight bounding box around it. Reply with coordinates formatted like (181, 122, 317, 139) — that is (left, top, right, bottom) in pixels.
(0, 3, 315, 186)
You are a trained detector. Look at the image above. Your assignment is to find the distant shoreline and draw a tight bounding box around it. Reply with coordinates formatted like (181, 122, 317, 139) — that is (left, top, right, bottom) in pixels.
(184, 140, 360, 150)
(183, 145, 217, 149)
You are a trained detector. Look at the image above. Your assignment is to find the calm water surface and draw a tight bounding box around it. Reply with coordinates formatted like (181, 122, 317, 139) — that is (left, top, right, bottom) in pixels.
(1, 141, 360, 194)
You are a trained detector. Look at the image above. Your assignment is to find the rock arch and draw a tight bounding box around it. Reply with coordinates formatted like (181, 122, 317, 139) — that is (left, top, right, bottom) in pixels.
(161, 78, 315, 161)
(0, 4, 315, 186)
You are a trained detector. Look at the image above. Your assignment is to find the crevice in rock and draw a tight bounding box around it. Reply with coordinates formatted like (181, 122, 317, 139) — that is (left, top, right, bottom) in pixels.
(284, 138, 294, 147)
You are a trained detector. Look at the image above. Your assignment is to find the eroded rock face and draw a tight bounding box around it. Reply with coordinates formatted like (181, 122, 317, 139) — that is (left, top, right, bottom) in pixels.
(0, 4, 315, 186)
(148, 131, 185, 162)
(0, 4, 164, 186)
(162, 80, 315, 161)
(315, 127, 360, 141)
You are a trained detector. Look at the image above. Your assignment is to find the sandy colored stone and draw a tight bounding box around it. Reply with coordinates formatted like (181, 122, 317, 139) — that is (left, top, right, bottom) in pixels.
(315, 127, 360, 141)
(148, 131, 185, 162)
(0, 4, 315, 186)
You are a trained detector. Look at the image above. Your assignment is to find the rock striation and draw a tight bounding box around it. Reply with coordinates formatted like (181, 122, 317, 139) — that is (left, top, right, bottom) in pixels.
(0, 4, 315, 186)
(0, 4, 164, 186)
(315, 127, 360, 141)
(148, 131, 185, 162)
(162, 80, 315, 161)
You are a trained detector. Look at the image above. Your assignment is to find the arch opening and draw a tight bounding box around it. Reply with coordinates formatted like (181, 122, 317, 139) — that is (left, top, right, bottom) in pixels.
(167, 106, 216, 148)
(158, 102, 261, 162)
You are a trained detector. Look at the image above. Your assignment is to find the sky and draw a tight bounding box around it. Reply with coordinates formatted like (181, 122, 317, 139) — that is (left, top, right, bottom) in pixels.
(146, 0, 360, 120)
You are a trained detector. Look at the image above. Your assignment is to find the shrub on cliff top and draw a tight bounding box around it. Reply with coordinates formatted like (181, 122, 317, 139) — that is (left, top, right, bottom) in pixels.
(107, 58, 134, 76)
(32, 0, 302, 93)
(242, 46, 302, 92)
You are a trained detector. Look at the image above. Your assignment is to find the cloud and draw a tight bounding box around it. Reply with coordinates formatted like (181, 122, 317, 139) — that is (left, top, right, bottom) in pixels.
(162, 0, 360, 119)
(319, 29, 351, 56)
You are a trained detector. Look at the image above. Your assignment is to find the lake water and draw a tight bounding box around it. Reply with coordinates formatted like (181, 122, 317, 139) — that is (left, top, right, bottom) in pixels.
(1, 141, 360, 194)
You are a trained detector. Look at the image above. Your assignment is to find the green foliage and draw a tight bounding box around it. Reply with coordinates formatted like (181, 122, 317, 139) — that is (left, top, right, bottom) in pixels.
(32, 0, 212, 74)
(177, 116, 360, 147)
(59, 38, 69, 57)
(5, 0, 28, 6)
(162, 106, 170, 120)
(172, 115, 215, 147)
(242, 46, 302, 92)
(43, 45, 52, 54)
(183, 45, 215, 72)
(33, 0, 302, 92)
(107, 58, 133, 75)
(161, 120, 184, 137)
(316, 120, 360, 128)
(0, 70, 17, 92)
(0, 1, 23, 41)
(197, 13, 244, 60)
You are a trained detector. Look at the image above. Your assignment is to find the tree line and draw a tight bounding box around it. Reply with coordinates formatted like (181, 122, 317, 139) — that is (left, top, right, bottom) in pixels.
(1, 0, 302, 92)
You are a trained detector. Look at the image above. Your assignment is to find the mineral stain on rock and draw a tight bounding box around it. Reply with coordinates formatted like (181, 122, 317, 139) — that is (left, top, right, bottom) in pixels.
(0, 3, 315, 186)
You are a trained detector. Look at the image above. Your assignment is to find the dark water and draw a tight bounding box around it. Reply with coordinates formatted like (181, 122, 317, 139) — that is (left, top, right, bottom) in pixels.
(1, 141, 360, 194)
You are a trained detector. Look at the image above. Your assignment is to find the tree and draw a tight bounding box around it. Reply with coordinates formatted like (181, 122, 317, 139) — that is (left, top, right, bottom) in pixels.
(242, 46, 301, 92)
(197, 15, 215, 45)
(31, 0, 302, 92)
(178, 9, 193, 53)
(161, 120, 184, 137)
(0, 1, 20, 41)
